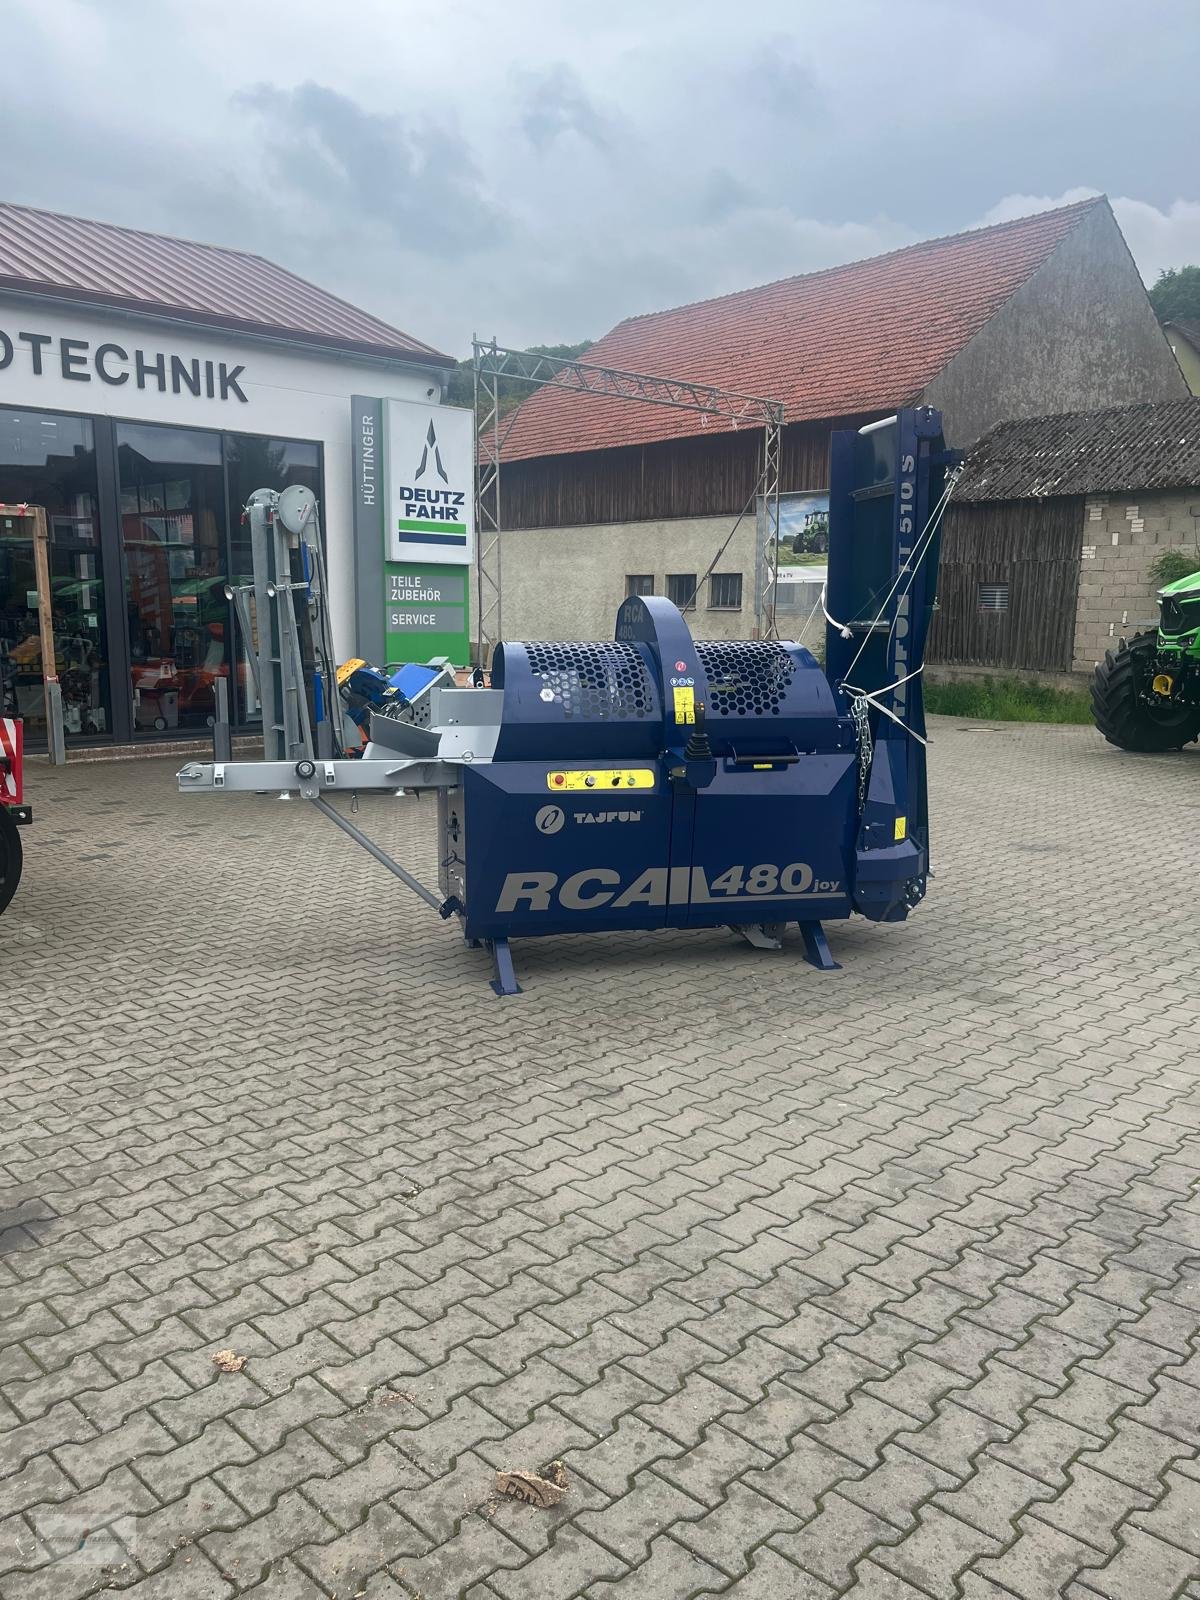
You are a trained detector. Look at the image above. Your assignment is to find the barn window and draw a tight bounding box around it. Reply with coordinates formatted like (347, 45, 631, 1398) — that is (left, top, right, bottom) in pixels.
(978, 581, 1009, 613)
(709, 572, 743, 610)
(666, 573, 697, 611)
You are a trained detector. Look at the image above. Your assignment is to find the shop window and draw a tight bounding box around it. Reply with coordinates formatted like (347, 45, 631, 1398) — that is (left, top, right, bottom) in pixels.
(0, 408, 110, 742)
(709, 572, 743, 610)
(625, 574, 653, 598)
(666, 574, 697, 611)
(117, 423, 228, 735)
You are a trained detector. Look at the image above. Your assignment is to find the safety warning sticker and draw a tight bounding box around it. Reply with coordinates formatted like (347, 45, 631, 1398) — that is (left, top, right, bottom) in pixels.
(894, 816, 907, 841)
(672, 686, 695, 724)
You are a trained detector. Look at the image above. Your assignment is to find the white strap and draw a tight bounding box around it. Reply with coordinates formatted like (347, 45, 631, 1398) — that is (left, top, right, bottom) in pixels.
(820, 585, 853, 640)
(842, 666, 929, 747)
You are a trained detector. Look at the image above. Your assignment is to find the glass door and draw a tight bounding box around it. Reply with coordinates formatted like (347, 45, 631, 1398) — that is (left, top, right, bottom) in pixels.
(116, 423, 229, 735)
(0, 410, 110, 743)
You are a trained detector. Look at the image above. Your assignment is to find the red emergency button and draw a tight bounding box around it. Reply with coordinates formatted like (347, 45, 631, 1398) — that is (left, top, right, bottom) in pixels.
(552, 772, 565, 786)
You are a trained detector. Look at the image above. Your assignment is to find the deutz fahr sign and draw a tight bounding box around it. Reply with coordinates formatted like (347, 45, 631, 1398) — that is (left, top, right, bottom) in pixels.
(351, 395, 474, 669)
(384, 400, 475, 568)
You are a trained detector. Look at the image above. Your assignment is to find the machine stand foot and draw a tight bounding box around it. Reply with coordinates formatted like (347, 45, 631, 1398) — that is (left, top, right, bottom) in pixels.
(798, 921, 841, 971)
(731, 922, 784, 951)
(488, 939, 523, 996)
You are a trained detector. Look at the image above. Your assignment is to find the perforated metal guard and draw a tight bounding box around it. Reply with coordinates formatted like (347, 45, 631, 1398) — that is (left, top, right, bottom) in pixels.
(694, 640, 796, 717)
(523, 641, 654, 719)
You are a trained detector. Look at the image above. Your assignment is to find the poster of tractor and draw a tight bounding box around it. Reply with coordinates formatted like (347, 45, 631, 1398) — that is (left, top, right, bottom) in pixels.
(767, 491, 829, 567)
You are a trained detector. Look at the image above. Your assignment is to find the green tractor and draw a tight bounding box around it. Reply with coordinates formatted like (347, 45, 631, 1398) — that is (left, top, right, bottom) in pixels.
(1092, 570, 1200, 751)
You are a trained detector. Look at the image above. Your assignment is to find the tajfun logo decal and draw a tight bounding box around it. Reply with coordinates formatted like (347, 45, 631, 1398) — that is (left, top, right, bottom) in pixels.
(534, 805, 565, 834)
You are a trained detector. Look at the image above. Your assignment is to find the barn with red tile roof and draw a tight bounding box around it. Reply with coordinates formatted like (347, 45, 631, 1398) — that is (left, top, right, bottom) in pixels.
(495, 197, 1187, 649)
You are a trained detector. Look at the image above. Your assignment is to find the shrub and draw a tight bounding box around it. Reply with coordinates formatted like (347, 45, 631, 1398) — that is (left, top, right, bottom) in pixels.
(924, 675, 1092, 724)
(1148, 547, 1200, 590)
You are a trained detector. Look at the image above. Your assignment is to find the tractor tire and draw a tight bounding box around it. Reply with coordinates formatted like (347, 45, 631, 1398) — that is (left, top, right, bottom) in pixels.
(0, 805, 22, 916)
(1092, 631, 1200, 752)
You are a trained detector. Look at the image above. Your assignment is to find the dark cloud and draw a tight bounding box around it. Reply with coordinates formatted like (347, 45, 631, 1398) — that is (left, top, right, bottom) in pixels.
(515, 65, 614, 151)
(0, 0, 1194, 354)
(233, 80, 504, 254)
(698, 170, 760, 224)
(750, 38, 825, 120)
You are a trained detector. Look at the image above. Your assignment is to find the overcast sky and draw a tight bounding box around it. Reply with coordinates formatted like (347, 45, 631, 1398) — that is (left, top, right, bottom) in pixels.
(5, 0, 1198, 356)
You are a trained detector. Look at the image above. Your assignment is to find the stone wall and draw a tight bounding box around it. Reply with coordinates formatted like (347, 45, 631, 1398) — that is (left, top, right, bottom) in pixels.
(1072, 489, 1200, 670)
(492, 513, 817, 651)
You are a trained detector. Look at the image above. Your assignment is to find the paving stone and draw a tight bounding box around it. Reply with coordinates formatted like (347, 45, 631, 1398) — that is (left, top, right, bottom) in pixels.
(847, 1558, 944, 1597)
(389, 1513, 529, 1597)
(974, 1515, 1104, 1600)
(575, 1469, 706, 1565)
(1030, 1462, 1154, 1557)
(584, 1533, 727, 1599)
(566, 1415, 684, 1499)
(0, 1524, 132, 1600)
(1055, 1524, 1200, 1600)
(54, 1410, 174, 1490)
(769, 1491, 897, 1589)
(1127, 1466, 1200, 1557)
(489, 1524, 627, 1596)
(6, 732, 1200, 1600)
(838, 1443, 959, 1534)
(870, 1504, 1005, 1595)
(671, 1480, 803, 1579)
(291, 1501, 421, 1593)
(125, 1477, 245, 1574)
(303, 1441, 430, 1532)
(111, 1548, 235, 1599)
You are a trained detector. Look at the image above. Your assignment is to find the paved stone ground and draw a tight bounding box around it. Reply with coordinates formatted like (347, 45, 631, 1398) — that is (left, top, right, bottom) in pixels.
(2, 720, 1199, 1600)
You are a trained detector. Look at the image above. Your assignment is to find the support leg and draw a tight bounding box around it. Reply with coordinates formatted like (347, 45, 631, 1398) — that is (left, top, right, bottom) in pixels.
(798, 920, 841, 972)
(489, 938, 523, 997)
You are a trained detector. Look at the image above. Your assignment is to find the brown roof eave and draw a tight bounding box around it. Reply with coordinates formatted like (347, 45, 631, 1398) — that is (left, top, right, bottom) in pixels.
(0, 278, 457, 372)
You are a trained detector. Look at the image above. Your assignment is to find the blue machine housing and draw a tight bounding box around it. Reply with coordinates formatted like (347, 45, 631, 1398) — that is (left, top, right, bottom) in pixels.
(438, 407, 954, 994)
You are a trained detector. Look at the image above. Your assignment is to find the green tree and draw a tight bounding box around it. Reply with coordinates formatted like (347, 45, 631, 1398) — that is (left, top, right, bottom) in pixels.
(1147, 266, 1200, 324)
(443, 340, 594, 412)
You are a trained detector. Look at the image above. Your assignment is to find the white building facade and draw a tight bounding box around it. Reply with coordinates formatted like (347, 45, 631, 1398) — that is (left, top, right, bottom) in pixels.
(0, 208, 451, 748)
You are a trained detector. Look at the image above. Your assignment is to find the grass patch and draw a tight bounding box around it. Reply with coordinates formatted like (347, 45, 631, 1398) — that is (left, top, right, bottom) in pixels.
(925, 674, 1092, 724)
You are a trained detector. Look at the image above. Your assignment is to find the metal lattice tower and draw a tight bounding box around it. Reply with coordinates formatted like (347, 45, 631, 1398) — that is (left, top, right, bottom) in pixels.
(472, 339, 784, 665)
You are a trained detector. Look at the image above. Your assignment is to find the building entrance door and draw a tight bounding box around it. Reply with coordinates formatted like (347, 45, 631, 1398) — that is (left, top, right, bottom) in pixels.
(0, 412, 111, 742)
(117, 423, 229, 735)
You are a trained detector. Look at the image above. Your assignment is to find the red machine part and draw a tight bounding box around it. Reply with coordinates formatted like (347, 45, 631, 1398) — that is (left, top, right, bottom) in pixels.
(0, 717, 22, 808)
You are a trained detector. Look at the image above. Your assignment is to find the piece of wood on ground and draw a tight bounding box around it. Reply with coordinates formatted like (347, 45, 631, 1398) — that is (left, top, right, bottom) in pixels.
(211, 1349, 247, 1373)
(495, 1461, 569, 1508)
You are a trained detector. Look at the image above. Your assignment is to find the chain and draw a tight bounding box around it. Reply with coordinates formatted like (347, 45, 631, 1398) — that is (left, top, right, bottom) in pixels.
(850, 694, 872, 813)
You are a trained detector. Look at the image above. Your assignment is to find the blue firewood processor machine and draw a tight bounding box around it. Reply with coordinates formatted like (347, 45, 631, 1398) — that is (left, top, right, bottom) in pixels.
(179, 408, 958, 995)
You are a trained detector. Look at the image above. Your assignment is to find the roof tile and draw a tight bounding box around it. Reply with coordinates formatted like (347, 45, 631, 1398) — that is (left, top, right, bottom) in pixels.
(501, 198, 1105, 461)
(0, 202, 452, 366)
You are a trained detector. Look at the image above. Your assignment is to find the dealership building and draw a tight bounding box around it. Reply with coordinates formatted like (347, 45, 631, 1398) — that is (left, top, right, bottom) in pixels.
(0, 203, 458, 748)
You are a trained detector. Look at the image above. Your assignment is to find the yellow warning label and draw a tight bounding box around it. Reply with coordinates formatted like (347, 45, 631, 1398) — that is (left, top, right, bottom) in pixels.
(673, 686, 696, 724)
(894, 816, 907, 841)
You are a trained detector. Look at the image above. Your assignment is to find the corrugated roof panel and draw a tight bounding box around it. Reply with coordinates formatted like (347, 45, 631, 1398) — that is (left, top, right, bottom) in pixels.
(500, 198, 1105, 461)
(956, 398, 1200, 499)
(0, 203, 453, 366)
